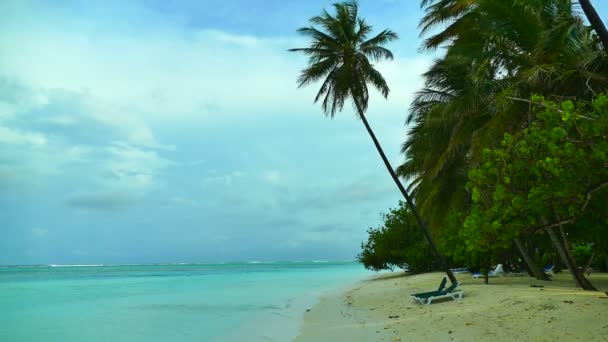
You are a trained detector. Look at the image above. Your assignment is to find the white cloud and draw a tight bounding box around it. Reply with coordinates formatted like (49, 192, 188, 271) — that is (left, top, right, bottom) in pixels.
(210, 30, 262, 47)
(263, 170, 281, 185)
(203, 170, 244, 186)
(103, 142, 173, 192)
(0, 14, 430, 125)
(0, 125, 47, 146)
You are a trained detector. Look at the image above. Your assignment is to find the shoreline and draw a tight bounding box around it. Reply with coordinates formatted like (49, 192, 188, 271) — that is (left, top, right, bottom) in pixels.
(214, 265, 378, 342)
(296, 271, 608, 341)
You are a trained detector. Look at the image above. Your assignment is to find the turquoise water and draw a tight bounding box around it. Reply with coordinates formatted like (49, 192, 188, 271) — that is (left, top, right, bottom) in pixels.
(0, 262, 373, 341)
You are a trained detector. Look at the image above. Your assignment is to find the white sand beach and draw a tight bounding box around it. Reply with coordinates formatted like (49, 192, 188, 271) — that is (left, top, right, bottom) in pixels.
(296, 272, 608, 341)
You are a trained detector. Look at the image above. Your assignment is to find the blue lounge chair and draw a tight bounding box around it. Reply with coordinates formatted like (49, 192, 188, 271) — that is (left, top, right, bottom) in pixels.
(411, 277, 447, 299)
(451, 267, 470, 274)
(411, 278, 464, 305)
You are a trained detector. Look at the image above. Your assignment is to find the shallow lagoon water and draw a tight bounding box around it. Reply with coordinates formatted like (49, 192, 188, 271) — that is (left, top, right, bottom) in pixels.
(0, 262, 373, 341)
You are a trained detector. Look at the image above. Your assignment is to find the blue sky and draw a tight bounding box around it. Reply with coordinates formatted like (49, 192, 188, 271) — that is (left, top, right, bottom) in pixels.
(1, 1, 607, 265)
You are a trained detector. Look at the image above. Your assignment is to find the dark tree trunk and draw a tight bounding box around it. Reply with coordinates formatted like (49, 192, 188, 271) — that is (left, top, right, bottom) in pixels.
(483, 258, 490, 284)
(544, 226, 596, 290)
(584, 253, 595, 276)
(520, 257, 535, 277)
(514, 238, 550, 280)
(559, 225, 577, 272)
(554, 255, 562, 273)
(354, 103, 457, 285)
(557, 222, 597, 288)
(578, 0, 608, 52)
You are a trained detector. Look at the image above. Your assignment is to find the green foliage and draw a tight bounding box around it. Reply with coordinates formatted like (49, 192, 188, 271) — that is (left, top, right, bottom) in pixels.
(400, 0, 608, 245)
(572, 244, 594, 266)
(463, 96, 608, 257)
(358, 201, 439, 273)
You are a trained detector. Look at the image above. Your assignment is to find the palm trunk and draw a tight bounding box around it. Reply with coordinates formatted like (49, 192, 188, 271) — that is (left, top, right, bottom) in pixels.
(557, 221, 597, 289)
(584, 253, 595, 275)
(520, 258, 535, 277)
(354, 102, 457, 285)
(544, 225, 596, 290)
(484, 259, 489, 285)
(559, 225, 577, 272)
(578, 0, 608, 52)
(514, 238, 550, 280)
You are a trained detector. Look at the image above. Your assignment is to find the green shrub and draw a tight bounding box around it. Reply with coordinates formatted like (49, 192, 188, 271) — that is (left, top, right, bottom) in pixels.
(357, 201, 439, 273)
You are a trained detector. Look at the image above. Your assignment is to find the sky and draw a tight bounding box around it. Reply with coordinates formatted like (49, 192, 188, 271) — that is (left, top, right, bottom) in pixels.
(1, 1, 607, 265)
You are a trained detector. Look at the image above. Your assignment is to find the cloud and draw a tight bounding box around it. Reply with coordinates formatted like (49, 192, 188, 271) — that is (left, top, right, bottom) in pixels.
(0, 0, 428, 264)
(307, 223, 354, 233)
(65, 191, 136, 211)
(30, 227, 48, 238)
(0, 125, 47, 146)
(202, 170, 244, 186)
(211, 30, 262, 47)
(263, 170, 281, 185)
(0, 8, 430, 124)
(103, 142, 173, 192)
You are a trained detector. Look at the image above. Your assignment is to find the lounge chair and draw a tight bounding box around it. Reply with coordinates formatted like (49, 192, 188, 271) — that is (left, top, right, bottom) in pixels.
(451, 267, 470, 274)
(507, 269, 528, 277)
(472, 264, 504, 278)
(411, 277, 447, 299)
(544, 264, 554, 276)
(411, 278, 464, 305)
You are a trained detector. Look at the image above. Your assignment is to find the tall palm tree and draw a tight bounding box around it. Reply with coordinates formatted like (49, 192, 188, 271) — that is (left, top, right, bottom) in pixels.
(290, 1, 457, 284)
(578, 0, 608, 50)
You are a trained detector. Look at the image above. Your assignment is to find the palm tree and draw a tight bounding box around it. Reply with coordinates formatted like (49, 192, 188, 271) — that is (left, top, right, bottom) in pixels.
(578, 0, 608, 51)
(406, 0, 607, 289)
(290, 1, 458, 284)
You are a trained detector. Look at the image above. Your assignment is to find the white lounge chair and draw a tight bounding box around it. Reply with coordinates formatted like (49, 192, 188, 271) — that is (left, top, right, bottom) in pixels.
(411, 281, 464, 305)
(472, 264, 504, 278)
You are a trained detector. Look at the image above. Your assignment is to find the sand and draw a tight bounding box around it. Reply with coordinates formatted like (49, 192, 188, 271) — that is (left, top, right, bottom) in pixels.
(296, 271, 608, 341)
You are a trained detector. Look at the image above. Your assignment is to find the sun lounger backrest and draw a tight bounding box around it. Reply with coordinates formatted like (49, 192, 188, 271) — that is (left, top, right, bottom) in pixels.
(493, 264, 504, 274)
(437, 277, 447, 292)
(443, 281, 459, 294)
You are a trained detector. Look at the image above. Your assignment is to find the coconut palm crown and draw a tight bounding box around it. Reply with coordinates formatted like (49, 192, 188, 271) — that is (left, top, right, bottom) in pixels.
(289, 1, 397, 117)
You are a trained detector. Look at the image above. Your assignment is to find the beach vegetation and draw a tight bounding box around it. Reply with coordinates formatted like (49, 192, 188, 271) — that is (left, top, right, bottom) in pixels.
(390, 0, 608, 290)
(358, 201, 439, 273)
(350, 0, 608, 289)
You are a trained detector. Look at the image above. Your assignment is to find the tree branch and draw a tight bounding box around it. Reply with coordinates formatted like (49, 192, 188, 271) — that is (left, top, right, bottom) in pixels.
(505, 96, 597, 121)
(505, 96, 563, 113)
(581, 181, 608, 211)
(533, 219, 575, 232)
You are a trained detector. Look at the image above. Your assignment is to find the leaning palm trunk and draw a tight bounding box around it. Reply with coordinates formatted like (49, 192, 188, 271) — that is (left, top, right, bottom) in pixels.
(355, 101, 458, 285)
(543, 224, 596, 290)
(514, 238, 550, 281)
(291, 1, 457, 286)
(578, 0, 608, 52)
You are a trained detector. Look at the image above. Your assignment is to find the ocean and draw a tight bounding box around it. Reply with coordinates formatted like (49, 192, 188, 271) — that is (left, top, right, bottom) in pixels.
(0, 262, 374, 341)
